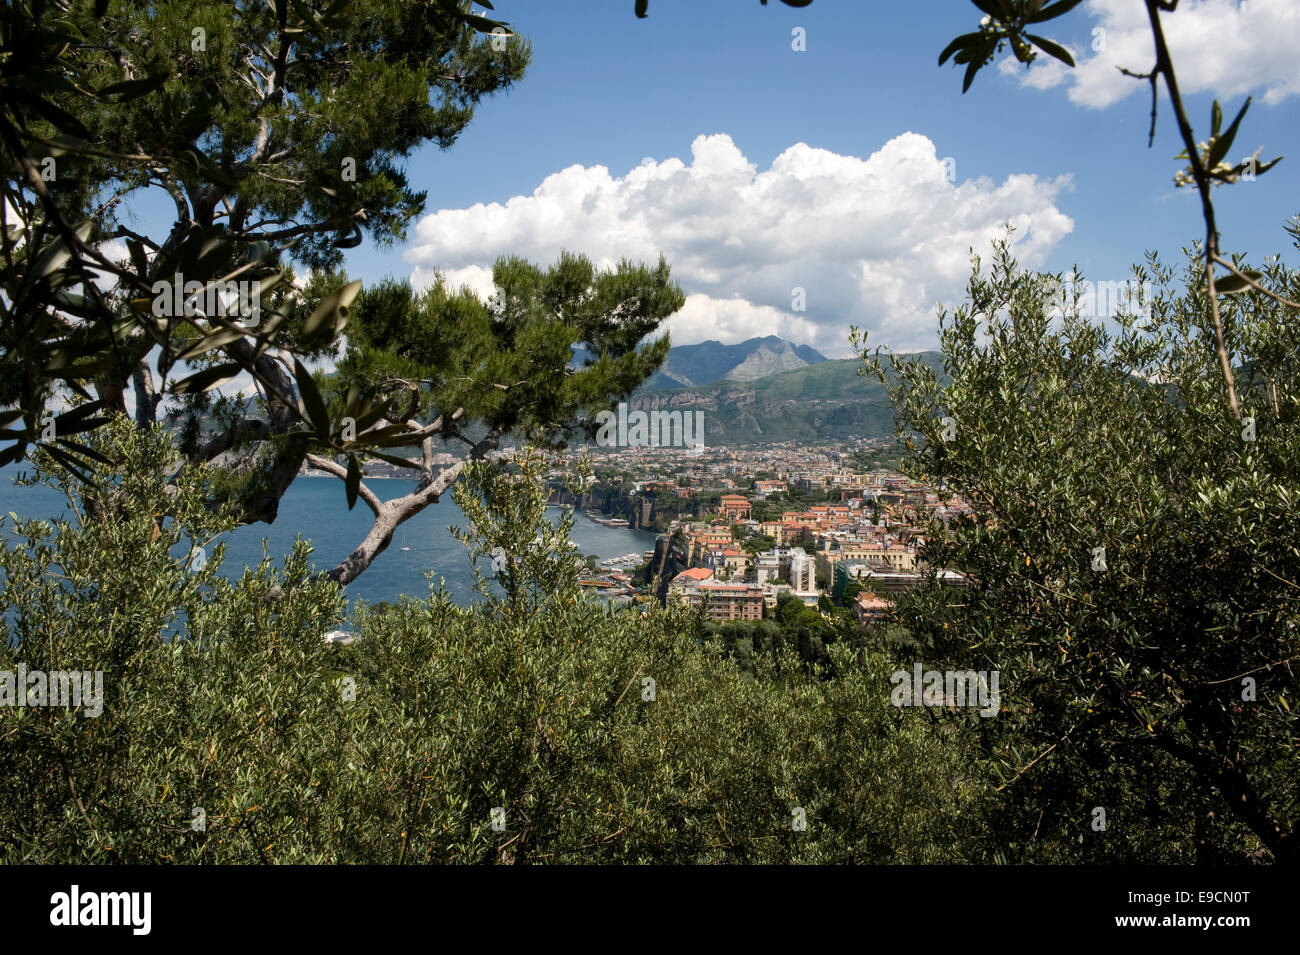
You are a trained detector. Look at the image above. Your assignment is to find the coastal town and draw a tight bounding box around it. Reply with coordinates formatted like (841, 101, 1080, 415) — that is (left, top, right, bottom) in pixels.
(547, 436, 972, 626)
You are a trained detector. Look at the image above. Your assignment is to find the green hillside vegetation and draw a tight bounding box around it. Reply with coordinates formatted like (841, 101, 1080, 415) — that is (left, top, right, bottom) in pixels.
(755, 354, 946, 400)
(634, 353, 948, 445)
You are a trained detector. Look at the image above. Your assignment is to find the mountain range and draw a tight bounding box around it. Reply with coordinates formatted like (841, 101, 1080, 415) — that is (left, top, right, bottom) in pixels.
(629, 341, 945, 446)
(641, 335, 828, 390)
(189, 337, 930, 451)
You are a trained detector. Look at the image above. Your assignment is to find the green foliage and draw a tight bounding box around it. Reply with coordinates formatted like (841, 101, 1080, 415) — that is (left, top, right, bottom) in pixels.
(939, 0, 1085, 93)
(849, 442, 907, 473)
(1, 0, 529, 477)
(0, 417, 348, 861)
(1, 422, 975, 863)
(4, 2, 686, 585)
(1173, 97, 1282, 189)
(859, 228, 1300, 861)
(335, 251, 684, 452)
(634, 0, 811, 18)
(450, 447, 586, 626)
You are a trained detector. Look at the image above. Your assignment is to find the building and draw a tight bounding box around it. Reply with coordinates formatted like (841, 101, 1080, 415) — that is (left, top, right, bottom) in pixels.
(786, 547, 819, 605)
(705, 547, 750, 580)
(754, 550, 784, 586)
(685, 528, 734, 567)
(672, 580, 765, 621)
(832, 559, 873, 598)
(667, 567, 715, 602)
(815, 541, 916, 580)
(719, 494, 752, 523)
(858, 567, 968, 596)
(855, 591, 892, 625)
(752, 545, 819, 602)
(762, 582, 792, 609)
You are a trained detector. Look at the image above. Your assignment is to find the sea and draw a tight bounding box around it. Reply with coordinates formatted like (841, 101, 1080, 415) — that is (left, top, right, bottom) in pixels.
(0, 465, 659, 610)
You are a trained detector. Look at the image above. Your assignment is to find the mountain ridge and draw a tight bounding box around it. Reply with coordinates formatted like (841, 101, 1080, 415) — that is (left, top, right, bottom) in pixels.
(628, 351, 946, 445)
(642, 335, 827, 390)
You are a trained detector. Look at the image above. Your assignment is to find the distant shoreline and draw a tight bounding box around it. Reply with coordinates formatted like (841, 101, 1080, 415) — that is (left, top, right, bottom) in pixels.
(298, 469, 419, 481)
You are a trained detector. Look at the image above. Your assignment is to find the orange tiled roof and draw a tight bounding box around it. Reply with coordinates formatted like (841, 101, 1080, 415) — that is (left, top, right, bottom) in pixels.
(673, 568, 714, 582)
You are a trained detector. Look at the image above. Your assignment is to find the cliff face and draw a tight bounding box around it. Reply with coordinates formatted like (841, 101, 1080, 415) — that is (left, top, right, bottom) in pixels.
(548, 486, 608, 510)
(721, 339, 810, 382)
(547, 485, 663, 531)
(634, 387, 754, 412)
(651, 534, 687, 604)
(641, 336, 828, 390)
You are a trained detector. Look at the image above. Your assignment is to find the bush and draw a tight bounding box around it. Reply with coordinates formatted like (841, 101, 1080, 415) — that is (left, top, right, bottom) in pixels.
(862, 230, 1300, 862)
(1, 420, 976, 863)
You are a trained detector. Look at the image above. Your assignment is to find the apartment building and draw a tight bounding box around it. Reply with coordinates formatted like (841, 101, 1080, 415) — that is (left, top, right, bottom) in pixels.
(815, 540, 916, 580)
(705, 547, 750, 580)
(686, 528, 734, 567)
(667, 567, 715, 602)
(787, 547, 819, 605)
(831, 559, 872, 597)
(672, 579, 765, 621)
(854, 567, 969, 596)
(754, 550, 783, 586)
(752, 546, 819, 603)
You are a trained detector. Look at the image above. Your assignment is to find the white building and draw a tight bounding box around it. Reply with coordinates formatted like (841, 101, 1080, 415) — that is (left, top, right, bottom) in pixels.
(786, 547, 819, 604)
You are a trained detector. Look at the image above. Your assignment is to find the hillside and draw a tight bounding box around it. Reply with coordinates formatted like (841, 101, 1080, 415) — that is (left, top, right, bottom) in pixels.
(629, 352, 946, 446)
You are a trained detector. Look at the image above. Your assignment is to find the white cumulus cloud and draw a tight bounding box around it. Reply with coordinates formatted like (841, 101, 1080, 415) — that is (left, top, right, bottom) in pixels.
(1000, 0, 1300, 108)
(405, 132, 1074, 354)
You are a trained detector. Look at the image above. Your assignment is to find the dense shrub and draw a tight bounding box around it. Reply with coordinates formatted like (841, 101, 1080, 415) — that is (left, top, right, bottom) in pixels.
(0, 420, 976, 863)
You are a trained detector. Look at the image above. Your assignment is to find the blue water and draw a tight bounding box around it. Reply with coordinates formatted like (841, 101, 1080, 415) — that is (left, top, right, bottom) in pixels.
(0, 466, 657, 609)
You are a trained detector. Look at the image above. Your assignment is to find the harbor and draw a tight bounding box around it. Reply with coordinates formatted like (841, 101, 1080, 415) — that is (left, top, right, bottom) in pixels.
(585, 509, 630, 527)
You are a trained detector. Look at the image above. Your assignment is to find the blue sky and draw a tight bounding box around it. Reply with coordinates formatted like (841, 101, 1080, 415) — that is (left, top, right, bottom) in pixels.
(340, 1, 1293, 356)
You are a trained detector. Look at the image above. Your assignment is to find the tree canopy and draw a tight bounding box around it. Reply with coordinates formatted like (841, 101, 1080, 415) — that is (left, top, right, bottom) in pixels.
(860, 228, 1300, 860)
(2, 0, 686, 585)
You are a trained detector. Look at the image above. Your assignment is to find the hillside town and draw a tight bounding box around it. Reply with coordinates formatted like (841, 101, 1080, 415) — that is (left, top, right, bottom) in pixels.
(549, 436, 971, 625)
